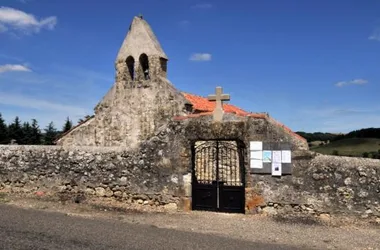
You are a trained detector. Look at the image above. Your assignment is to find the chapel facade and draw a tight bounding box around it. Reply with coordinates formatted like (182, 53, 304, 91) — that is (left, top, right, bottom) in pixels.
(57, 15, 306, 150)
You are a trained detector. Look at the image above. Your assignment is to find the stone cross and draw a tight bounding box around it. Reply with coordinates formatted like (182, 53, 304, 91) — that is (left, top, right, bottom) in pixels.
(208, 86, 230, 122)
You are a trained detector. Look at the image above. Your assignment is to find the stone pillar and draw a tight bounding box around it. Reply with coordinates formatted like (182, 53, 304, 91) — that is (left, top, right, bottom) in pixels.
(115, 60, 134, 83)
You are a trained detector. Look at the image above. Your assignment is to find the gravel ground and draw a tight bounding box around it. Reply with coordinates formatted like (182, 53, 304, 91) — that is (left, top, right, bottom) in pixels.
(2, 194, 380, 250)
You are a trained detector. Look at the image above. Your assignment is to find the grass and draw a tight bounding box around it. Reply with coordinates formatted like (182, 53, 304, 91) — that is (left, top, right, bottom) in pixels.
(311, 138, 380, 157)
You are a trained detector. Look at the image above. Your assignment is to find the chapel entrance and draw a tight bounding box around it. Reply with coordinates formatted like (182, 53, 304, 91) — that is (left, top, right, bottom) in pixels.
(192, 140, 245, 213)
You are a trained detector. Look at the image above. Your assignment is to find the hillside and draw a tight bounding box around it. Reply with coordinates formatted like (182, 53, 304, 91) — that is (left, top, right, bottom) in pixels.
(296, 128, 380, 142)
(311, 138, 380, 157)
(295, 131, 340, 142)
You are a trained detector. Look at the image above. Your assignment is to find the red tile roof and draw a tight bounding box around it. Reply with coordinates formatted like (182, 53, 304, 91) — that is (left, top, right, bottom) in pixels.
(182, 93, 249, 115)
(180, 92, 307, 143)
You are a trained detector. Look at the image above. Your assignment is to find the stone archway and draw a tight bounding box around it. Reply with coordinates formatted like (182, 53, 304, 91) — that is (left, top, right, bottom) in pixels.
(191, 140, 246, 213)
(139, 53, 149, 80)
(126, 56, 135, 80)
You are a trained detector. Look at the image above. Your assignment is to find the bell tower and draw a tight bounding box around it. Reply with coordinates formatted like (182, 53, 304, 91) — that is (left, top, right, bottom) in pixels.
(115, 15, 168, 84)
(56, 15, 190, 148)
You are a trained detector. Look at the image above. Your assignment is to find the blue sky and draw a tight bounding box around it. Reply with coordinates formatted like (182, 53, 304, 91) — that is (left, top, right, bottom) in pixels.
(0, 0, 379, 133)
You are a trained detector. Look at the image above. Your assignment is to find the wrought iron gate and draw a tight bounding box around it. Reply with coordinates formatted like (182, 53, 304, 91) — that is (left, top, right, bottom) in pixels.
(191, 140, 245, 213)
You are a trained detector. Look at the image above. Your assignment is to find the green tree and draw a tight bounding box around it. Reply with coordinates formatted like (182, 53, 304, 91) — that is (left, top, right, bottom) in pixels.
(332, 150, 339, 156)
(30, 119, 42, 145)
(21, 122, 33, 144)
(362, 152, 369, 158)
(43, 121, 58, 145)
(0, 113, 8, 144)
(77, 115, 91, 124)
(370, 152, 379, 159)
(7, 116, 24, 144)
(62, 117, 73, 133)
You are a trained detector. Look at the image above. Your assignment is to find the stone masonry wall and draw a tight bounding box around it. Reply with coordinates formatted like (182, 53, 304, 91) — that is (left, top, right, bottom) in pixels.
(0, 124, 190, 210)
(1, 115, 380, 218)
(56, 76, 189, 149)
(247, 151, 380, 218)
(176, 115, 380, 218)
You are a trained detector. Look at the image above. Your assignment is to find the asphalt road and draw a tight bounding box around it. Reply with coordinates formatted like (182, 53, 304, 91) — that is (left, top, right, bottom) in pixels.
(0, 204, 302, 250)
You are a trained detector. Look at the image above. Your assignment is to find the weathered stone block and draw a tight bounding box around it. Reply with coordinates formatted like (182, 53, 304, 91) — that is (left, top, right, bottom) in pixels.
(95, 187, 106, 197)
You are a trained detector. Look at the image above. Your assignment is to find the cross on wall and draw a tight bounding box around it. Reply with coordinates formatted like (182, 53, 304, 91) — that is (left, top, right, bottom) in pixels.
(208, 86, 230, 122)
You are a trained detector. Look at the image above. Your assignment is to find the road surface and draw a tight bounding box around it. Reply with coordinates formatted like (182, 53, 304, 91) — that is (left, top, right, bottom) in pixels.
(0, 204, 299, 250)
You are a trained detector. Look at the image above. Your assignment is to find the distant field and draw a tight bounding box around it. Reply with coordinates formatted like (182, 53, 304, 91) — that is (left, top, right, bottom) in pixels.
(311, 138, 380, 156)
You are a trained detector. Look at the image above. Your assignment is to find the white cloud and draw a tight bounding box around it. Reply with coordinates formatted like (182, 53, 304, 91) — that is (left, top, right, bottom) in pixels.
(0, 92, 87, 115)
(192, 3, 213, 9)
(189, 53, 212, 61)
(0, 64, 31, 73)
(0, 63, 112, 128)
(369, 28, 380, 41)
(335, 79, 368, 87)
(0, 6, 57, 34)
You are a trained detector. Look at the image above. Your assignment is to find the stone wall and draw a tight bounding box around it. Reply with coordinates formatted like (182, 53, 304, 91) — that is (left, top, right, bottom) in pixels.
(0, 124, 190, 210)
(174, 115, 380, 218)
(1, 115, 380, 218)
(247, 151, 380, 218)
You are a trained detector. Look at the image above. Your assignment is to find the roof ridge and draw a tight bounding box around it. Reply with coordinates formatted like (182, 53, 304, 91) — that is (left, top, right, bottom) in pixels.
(182, 91, 250, 114)
(181, 92, 206, 98)
(182, 92, 241, 105)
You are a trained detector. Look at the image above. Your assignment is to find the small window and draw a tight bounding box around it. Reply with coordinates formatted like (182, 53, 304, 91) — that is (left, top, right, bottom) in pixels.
(160, 58, 167, 73)
(126, 56, 135, 80)
(139, 53, 149, 80)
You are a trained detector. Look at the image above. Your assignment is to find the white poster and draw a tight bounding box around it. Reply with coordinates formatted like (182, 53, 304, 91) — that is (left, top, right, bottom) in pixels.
(250, 141, 262, 151)
(272, 150, 282, 163)
(250, 159, 263, 169)
(281, 150, 291, 163)
(272, 162, 282, 176)
(250, 150, 263, 160)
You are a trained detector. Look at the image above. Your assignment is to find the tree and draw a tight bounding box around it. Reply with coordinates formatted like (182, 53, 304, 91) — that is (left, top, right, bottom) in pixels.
(77, 115, 92, 124)
(21, 122, 33, 145)
(332, 150, 339, 156)
(43, 121, 58, 145)
(30, 119, 42, 145)
(295, 131, 340, 142)
(0, 113, 8, 144)
(7, 116, 23, 144)
(62, 117, 73, 133)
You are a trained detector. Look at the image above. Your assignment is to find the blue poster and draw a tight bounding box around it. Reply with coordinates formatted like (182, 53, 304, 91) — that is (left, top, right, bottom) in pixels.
(263, 151, 272, 163)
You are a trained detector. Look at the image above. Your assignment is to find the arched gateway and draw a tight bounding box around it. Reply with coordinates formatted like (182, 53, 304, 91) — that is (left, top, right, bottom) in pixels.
(192, 140, 246, 213)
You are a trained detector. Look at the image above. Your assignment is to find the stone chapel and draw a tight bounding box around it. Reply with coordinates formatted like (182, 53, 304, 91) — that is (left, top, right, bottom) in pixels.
(56, 15, 306, 150)
(2, 16, 377, 217)
(6, 15, 359, 216)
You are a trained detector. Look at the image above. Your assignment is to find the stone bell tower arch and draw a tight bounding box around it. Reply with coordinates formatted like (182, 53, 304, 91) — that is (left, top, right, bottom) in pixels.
(115, 15, 168, 85)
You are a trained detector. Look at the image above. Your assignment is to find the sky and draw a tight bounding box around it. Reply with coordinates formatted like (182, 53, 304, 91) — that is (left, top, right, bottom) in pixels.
(0, 0, 379, 133)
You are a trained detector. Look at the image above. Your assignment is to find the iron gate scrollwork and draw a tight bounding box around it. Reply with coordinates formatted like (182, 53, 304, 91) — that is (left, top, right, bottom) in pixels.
(192, 140, 245, 213)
